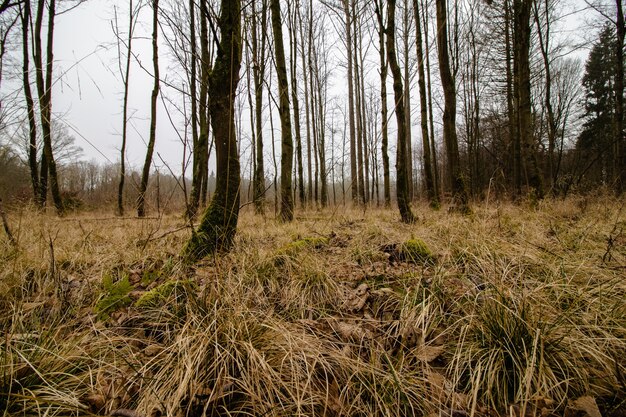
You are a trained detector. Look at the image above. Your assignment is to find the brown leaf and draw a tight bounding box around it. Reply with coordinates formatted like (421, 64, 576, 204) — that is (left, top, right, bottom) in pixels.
(84, 393, 106, 412)
(565, 397, 602, 417)
(414, 345, 445, 362)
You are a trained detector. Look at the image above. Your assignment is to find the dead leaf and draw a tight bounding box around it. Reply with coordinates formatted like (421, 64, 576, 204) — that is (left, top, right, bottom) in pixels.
(565, 396, 602, 417)
(83, 393, 105, 412)
(414, 345, 445, 362)
(144, 344, 161, 357)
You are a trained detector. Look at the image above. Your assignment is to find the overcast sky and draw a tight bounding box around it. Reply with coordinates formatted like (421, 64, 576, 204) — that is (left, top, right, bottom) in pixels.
(45, 0, 598, 177)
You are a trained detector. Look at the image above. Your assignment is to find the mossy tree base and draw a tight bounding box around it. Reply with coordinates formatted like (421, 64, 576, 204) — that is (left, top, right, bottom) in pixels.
(181, 0, 241, 263)
(183, 196, 239, 263)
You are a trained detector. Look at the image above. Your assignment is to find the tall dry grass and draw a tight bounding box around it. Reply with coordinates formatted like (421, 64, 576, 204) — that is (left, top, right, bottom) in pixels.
(0, 195, 624, 416)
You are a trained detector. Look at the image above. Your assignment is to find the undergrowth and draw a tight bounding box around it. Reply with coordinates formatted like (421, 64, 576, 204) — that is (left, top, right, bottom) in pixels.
(0, 196, 624, 416)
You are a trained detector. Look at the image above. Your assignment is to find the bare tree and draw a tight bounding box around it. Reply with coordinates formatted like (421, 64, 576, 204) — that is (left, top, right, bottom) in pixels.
(435, 0, 470, 212)
(375, 1, 391, 206)
(287, 0, 306, 208)
(271, 0, 294, 221)
(514, 0, 544, 198)
(183, 0, 242, 261)
(113, 0, 140, 216)
(615, 0, 625, 193)
(387, 0, 416, 223)
(33, 0, 62, 212)
(413, 0, 438, 207)
(20, 0, 38, 204)
(137, 0, 160, 217)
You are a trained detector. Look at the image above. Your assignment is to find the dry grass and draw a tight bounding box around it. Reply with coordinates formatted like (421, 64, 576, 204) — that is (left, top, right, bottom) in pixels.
(0, 196, 625, 416)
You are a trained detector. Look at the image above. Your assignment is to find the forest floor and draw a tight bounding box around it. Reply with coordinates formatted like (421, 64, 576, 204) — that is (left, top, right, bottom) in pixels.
(1, 195, 625, 417)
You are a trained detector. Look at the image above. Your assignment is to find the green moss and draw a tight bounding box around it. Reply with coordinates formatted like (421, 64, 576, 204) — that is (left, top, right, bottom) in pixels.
(135, 280, 196, 309)
(275, 237, 329, 260)
(399, 239, 435, 265)
(284, 237, 329, 252)
(95, 273, 132, 319)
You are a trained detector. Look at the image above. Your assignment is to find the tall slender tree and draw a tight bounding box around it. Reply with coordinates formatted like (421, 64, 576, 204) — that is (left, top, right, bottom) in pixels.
(413, 0, 437, 207)
(137, 0, 160, 217)
(271, 0, 294, 221)
(20, 0, 39, 205)
(435, 0, 470, 212)
(251, 0, 268, 214)
(375, 1, 391, 206)
(33, 0, 63, 213)
(288, 0, 306, 208)
(189, 0, 211, 217)
(615, 0, 625, 193)
(513, 0, 544, 198)
(342, 0, 358, 204)
(114, 0, 138, 216)
(387, 0, 416, 223)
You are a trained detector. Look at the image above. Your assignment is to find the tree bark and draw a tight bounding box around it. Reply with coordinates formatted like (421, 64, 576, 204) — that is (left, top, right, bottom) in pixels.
(353, 7, 365, 205)
(342, 0, 358, 204)
(289, 0, 306, 208)
(189, 0, 211, 217)
(403, 0, 413, 200)
(387, 0, 416, 223)
(513, 0, 544, 199)
(504, 0, 520, 195)
(21, 0, 39, 205)
(34, 0, 63, 213)
(183, 0, 242, 261)
(297, 3, 313, 205)
(615, 0, 625, 194)
(137, 0, 160, 217)
(186, 0, 198, 217)
(117, 0, 135, 216)
(413, 0, 437, 208)
(271, 0, 294, 222)
(375, 1, 391, 207)
(422, 0, 440, 199)
(435, 0, 470, 212)
(252, 0, 267, 214)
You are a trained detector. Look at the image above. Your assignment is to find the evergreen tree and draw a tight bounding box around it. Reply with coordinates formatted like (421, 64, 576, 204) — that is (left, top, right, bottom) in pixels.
(578, 24, 620, 185)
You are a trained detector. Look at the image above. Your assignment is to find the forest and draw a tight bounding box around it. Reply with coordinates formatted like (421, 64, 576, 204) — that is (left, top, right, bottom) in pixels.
(0, 0, 625, 416)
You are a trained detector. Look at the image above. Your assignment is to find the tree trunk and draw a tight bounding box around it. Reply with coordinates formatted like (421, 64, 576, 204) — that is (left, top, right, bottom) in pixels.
(186, 0, 198, 217)
(422, 0, 440, 199)
(403, 0, 413, 200)
(413, 0, 438, 208)
(253, 0, 267, 213)
(137, 0, 160, 217)
(514, 0, 544, 199)
(387, 0, 416, 223)
(615, 0, 625, 194)
(271, 0, 294, 222)
(189, 0, 210, 217)
(34, 0, 62, 213)
(342, 0, 358, 204)
(21, 0, 39, 205)
(533, 0, 556, 192)
(289, 0, 306, 208)
(435, 0, 470, 212)
(375, 1, 391, 207)
(183, 0, 242, 261)
(353, 8, 366, 205)
(117, 0, 136, 216)
(312, 35, 328, 207)
(505, 0, 519, 195)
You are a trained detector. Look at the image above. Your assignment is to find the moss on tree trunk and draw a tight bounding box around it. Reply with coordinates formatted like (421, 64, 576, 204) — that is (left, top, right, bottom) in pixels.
(183, 0, 242, 262)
